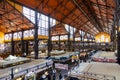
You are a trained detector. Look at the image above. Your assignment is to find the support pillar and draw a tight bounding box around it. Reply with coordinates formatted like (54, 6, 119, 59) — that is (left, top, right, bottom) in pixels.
(25, 41, 29, 56)
(73, 28, 75, 51)
(117, 31, 120, 64)
(87, 37, 89, 52)
(48, 15, 51, 57)
(34, 10, 38, 59)
(68, 26, 70, 51)
(58, 35, 61, 50)
(73, 28, 75, 44)
(82, 35, 84, 52)
(21, 29, 25, 56)
(11, 32, 14, 55)
(80, 31, 83, 52)
(79, 36, 81, 52)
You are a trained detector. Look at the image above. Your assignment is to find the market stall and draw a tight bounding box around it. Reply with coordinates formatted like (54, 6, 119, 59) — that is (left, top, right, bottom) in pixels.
(0, 55, 31, 68)
(91, 51, 117, 63)
(0, 59, 53, 80)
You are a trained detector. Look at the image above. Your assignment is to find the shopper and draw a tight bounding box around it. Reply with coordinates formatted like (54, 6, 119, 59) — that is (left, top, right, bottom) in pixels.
(59, 73, 62, 80)
(47, 74, 51, 80)
(40, 74, 46, 80)
(53, 74, 56, 80)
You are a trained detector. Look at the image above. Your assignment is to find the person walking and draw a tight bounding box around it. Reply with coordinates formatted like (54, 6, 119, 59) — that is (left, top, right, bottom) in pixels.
(47, 74, 51, 80)
(53, 74, 56, 80)
(59, 73, 62, 80)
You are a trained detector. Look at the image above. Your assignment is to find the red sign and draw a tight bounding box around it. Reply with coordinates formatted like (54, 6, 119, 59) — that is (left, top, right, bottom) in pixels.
(55, 63, 68, 70)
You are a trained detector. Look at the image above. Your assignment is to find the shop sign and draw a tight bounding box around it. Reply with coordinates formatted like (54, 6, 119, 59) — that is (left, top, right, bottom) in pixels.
(75, 37, 80, 41)
(13, 32, 18, 39)
(4, 33, 12, 41)
(55, 63, 68, 70)
(38, 63, 46, 69)
(28, 67, 38, 72)
(52, 36, 59, 40)
(46, 60, 53, 66)
(24, 30, 29, 38)
(17, 32, 22, 39)
(29, 29, 34, 37)
(25, 71, 35, 77)
(60, 35, 68, 40)
(0, 75, 11, 80)
(14, 70, 27, 78)
(4, 34, 9, 40)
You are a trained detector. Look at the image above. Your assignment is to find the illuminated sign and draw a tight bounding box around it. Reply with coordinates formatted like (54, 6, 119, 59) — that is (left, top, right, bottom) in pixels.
(75, 37, 80, 41)
(14, 70, 27, 78)
(29, 29, 34, 37)
(52, 36, 59, 40)
(4, 29, 35, 41)
(60, 35, 68, 40)
(24, 30, 29, 38)
(13, 32, 18, 39)
(18, 32, 22, 39)
(4, 34, 12, 41)
(55, 63, 68, 70)
(9, 34, 12, 40)
(4, 34, 9, 40)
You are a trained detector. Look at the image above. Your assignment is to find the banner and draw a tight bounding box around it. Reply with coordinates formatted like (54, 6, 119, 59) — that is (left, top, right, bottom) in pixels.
(55, 63, 68, 70)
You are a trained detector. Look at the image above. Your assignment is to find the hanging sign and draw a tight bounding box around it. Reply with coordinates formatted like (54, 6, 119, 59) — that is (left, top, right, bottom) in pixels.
(0, 75, 11, 80)
(4, 34, 9, 41)
(75, 37, 80, 41)
(13, 32, 18, 40)
(4, 33, 12, 41)
(17, 31, 22, 39)
(55, 63, 68, 70)
(60, 35, 68, 40)
(52, 36, 59, 41)
(29, 29, 34, 37)
(24, 30, 29, 38)
(14, 70, 27, 78)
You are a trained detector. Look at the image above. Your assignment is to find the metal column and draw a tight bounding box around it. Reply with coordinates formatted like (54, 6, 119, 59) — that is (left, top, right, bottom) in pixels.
(68, 26, 70, 51)
(21, 29, 25, 56)
(116, 0, 120, 64)
(25, 41, 29, 56)
(48, 15, 51, 57)
(73, 28, 75, 44)
(73, 28, 75, 51)
(34, 10, 38, 59)
(117, 31, 120, 64)
(80, 31, 83, 52)
(82, 35, 85, 52)
(58, 34, 61, 50)
(11, 32, 14, 55)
